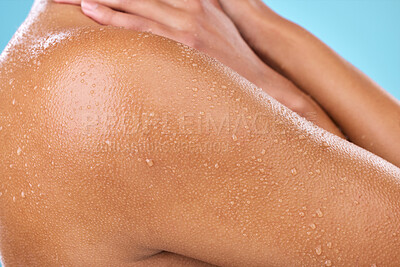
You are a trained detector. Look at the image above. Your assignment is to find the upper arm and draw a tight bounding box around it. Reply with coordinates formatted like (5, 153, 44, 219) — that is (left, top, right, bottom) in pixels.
(11, 28, 400, 266)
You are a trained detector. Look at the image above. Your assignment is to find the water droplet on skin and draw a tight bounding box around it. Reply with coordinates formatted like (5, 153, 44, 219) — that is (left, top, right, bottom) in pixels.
(80, 72, 86, 76)
(325, 260, 332, 266)
(327, 242, 332, 248)
(215, 163, 220, 169)
(12, 99, 16, 105)
(146, 159, 154, 167)
(21, 192, 25, 198)
(309, 223, 316, 229)
(315, 169, 321, 174)
(17, 147, 22, 156)
(192, 87, 198, 92)
(315, 245, 322, 255)
(13, 196, 16, 202)
(299, 212, 305, 217)
(316, 209, 323, 217)
(322, 142, 330, 148)
(232, 134, 238, 141)
(291, 168, 298, 176)
(261, 149, 266, 155)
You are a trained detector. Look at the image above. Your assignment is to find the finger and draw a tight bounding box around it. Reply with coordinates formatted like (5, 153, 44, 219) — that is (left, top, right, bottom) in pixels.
(208, 0, 224, 11)
(53, 0, 81, 4)
(85, 0, 188, 30)
(81, 1, 181, 39)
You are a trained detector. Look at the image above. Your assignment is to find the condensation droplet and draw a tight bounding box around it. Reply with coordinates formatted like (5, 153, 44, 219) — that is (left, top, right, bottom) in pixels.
(21, 192, 25, 198)
(17, 147, 22, 156)
(309, 223, 316, 229)
(325, 260, 332, 266)
(291, 168, 298, 176)
(261, 149, 266, 155)
(215, 163, 220, 169)
(327, 242, 332, 248)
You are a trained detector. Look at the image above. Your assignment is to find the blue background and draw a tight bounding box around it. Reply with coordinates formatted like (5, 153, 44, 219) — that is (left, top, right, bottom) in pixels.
(0, 0, 399, 100)
(0, 1, 399, 265)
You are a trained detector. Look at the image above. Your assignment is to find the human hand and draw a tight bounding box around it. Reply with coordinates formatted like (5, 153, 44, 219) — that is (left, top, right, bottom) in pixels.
(54, 0, 270, 88)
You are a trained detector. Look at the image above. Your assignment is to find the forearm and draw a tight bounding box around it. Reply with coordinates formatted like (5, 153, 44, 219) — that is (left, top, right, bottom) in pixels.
(227, 3, 400, 166)
(244, 58, 345, 137)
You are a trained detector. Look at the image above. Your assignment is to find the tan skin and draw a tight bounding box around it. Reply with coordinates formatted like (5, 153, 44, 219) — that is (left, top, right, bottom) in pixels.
(54, 0, 343, 137)
(1, 0, 400, 266)
(57, 0, 400, 167)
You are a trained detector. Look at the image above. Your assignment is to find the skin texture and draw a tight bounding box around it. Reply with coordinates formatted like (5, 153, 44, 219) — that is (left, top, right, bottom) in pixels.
(53, 0, 344, 137)
(1, 0, 400, 266)
(218, 0, 400, 167)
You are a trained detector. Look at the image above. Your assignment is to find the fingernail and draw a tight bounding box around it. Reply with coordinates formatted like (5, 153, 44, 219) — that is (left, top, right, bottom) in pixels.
(82, 1, 98, 12)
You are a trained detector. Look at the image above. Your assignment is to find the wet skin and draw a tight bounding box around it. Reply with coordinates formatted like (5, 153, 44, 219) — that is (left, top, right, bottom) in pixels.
(1, 1, 400, 266)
